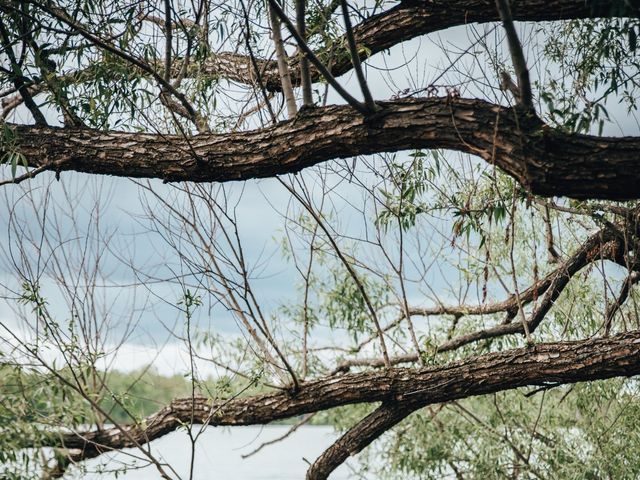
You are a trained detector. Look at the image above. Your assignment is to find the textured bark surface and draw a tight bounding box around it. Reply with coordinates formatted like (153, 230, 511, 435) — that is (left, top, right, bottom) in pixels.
(306, 401, 419, 480)
(203, 0, 640, 90)
(58, 330, 640, 460)
(10, 97, 640, 199)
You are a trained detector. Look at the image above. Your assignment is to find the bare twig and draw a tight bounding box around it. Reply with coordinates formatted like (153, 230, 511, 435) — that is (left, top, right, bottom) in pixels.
(163, 0, 172, 82)
(296, 0, 313, 107)
(340, 0, 376, 112)
(604, 271, 640, 336)
(543, 204, 560, 263)
(267, 0, 368, 114)
(0, 165, 48, 186)
(240, 0, 277, 124)
(495, 0, 534, 111)
(241, 413, 316, 458)
(281, 178, 391, 368)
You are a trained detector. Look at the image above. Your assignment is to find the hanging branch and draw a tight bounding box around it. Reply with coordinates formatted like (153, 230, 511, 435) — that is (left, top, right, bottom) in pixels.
(268, 2, 298, 117)
(339, 0, 376, 112)
(296, 0, 313, 107)
(266, 0, 368, 114)
(307, 401, 418, 479)
(495, 0, 534, 111)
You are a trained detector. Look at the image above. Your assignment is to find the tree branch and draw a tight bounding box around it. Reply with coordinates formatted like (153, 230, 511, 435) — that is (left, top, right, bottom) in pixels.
(605, 271, 640, 335)
(266, 0, 368, 114)
(0, 15, 47, 125)
(495, 0, 534, 110)
(49, 330, 640, 467)
(307, 401, 418, 479)
(332, 226, 637, 372)
(9, 0, 639, 103)
(268, 3, 297, 117)
(295, 0, 313, 107)
(7, 97, 640, 200)
(340, 0, 377, 112)
(198, 0, 640, 90)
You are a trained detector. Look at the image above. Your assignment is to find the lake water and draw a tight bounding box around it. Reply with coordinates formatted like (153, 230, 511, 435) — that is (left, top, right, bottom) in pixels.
(79, 425, 362, 479)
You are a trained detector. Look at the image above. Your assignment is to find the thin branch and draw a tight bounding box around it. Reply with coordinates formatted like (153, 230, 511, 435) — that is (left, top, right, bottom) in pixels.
(0, 165, 48, 186)
(268, 2, 297, 118)
(543, 203, 560, 263)
(281, 178, 391, 368)
(163, 0, 172, 82)
(241, 413, 316, 458)
(266, 0, 368, 114)
(296, 0, 313, 107)
(0, 16, 47, 125)
(604, 271, 640, 336)
(28, 0, 202, 129)
(332, 227, 634, 372)
(494, 0, 534, 111)
(340, 0, 376, 112)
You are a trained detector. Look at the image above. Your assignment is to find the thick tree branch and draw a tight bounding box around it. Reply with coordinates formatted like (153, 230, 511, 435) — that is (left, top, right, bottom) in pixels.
(307, 401, 418, 480)
(52, 330, 640, 465)
(197, 0, 640, 90)
(7, 0, 638, 107)
(7, 97, 640, 200)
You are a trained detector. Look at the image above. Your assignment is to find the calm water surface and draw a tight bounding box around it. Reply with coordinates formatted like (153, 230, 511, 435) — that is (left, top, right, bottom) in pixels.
(81, 425, 360, 479)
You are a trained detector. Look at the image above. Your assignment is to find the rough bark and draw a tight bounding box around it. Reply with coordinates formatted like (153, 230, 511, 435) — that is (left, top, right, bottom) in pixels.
(55, 330, 640, 462)
(9, 97, 640, 199)
(197, 0, 640, 90)
(6, 0, 636, 101)
(307, 401, 419, 480)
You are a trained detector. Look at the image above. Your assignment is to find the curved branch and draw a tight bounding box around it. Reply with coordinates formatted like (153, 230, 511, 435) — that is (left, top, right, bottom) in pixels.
(203, 0, 639, 89)
(306, 400, 419, 480)
(7, 97, 640, 199)
(49, 330, 640, 464)
(7, 0, 638, 99)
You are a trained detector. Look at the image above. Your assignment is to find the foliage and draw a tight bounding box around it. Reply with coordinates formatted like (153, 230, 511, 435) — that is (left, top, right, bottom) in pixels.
(1, 0, 640, 479)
